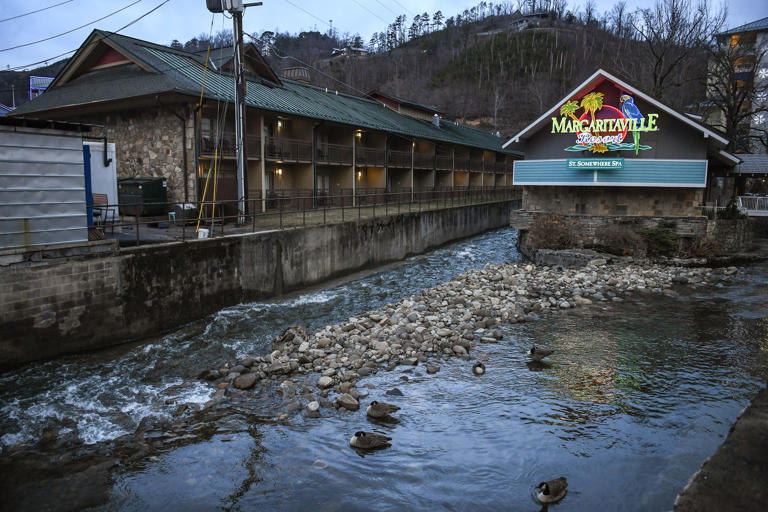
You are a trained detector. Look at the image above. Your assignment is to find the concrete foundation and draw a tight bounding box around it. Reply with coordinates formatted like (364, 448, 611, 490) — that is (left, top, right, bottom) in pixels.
(0, 202, 516, 370)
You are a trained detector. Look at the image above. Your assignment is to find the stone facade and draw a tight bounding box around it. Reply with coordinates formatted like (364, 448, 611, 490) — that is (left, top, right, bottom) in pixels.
(85, 107, 196, 204)
(510, 211, 753, 254)
(522, 186, 704, 217)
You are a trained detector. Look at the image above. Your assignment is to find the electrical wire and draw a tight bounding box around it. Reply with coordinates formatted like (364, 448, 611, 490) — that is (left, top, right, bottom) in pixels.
(389, 0, 416, 17)
(348, 0, 389, 24)
(0, 0, 75, 24)
(282, 0, 332, 29)
(371, 0, 400, 17)
(268, 45, 370, 98)
(1, 0, 143, 53)
(3, 0, 172, 71)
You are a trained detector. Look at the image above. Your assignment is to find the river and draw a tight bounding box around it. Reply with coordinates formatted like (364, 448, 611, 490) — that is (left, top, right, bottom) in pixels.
(1, 227, 766, 511)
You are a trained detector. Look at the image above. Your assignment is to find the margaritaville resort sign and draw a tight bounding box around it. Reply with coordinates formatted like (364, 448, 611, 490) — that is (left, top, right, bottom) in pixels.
(551, 92, 659, 155)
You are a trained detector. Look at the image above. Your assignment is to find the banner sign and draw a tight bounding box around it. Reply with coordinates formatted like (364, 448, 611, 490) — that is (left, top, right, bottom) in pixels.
(567, 158, 624, 169)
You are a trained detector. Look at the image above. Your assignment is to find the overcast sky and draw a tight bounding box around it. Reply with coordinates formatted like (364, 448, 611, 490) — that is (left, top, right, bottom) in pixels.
(1, 0, 767, 70)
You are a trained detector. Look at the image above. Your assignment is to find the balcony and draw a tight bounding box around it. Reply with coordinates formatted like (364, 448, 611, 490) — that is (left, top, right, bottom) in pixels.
(265, 136, 313, 163)
(389, 149, 412, 168)
(199, 131, 261, 159)
(355, 146, 386, 167)
(414, 152, 434, 169)
(317, 142, 353, 165)
(436, 154, 453, 170)
(454, 154, 470, 171)
(470, 156, 484, 172)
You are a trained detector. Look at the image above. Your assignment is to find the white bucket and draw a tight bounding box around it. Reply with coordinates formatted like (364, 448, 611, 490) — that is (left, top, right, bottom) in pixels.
(197, 228, 209, 239)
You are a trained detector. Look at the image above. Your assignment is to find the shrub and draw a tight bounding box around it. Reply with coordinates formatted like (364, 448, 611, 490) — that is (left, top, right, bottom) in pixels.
(718, 197, 747, 220)
(527, 213, 581, 250)
(637, 228, 678, 257)
(594, 224, 647, 257)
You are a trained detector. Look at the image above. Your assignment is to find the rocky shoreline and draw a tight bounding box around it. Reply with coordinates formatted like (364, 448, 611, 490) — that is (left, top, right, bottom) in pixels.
(198, 256, 740, 415)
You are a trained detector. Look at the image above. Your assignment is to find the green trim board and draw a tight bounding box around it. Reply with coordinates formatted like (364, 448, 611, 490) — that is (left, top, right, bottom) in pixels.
(514, 159, 707, 187)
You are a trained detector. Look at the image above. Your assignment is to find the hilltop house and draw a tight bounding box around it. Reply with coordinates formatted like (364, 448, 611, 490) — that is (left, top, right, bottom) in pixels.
(11, 29, 520, 213)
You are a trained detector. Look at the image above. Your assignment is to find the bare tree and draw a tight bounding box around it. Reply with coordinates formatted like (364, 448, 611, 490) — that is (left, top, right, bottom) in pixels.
(633, 0, 727, 101)
(706, 35, 768, 152)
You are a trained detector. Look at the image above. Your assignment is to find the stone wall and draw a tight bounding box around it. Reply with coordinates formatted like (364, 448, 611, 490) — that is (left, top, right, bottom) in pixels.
(0, 201, 516, 370)
(522, 186, 704, 217)
(83, 106, 196, 204)
(510, 210, 754, 256)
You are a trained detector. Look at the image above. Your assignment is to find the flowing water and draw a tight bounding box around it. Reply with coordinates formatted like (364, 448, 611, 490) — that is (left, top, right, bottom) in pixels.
(1, 228, 767, 511)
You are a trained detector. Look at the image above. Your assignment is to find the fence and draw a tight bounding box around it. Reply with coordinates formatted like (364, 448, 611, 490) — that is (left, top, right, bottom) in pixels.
(88, 187, 522, 246)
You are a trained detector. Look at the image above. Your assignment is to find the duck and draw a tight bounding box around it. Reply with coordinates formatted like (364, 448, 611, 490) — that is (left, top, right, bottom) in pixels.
(366, 400, 400, 419)
(527, 346, 554, 362)
(349, 431, 392, 450)
(537, 477, 567, 504)
(472, 362, 486, 375)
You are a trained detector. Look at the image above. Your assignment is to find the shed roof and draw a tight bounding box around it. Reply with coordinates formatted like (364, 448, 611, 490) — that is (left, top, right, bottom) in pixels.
(733, 154, 768, 175)
(13, 30, 518, 156)
(716, 16, 768, 37)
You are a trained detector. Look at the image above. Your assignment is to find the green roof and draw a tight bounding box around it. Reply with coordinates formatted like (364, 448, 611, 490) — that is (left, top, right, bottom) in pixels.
(13, 30, 520, 156)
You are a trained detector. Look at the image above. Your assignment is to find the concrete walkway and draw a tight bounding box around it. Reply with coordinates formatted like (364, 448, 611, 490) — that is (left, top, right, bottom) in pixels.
(674, 384, 768, 511)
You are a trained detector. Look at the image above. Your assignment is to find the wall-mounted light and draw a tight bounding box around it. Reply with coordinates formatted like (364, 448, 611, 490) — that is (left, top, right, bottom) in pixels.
(357, 170, 362, 179)
(356, 130, 362, 139)
(276, 168, 283, 176)
(412, 141, 416, 148)
(277, 119, 283, 129)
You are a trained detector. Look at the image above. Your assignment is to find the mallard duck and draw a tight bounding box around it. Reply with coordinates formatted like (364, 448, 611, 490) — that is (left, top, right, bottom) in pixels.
(349, 431, 392, 449)
(366, 400, 400, 419)
(537, 477, 567, 504)
(527, 346, 554, 362)
(472, 362, 486, 375)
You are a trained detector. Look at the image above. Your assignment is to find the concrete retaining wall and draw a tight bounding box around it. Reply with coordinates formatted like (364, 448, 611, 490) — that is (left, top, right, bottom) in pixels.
(0, 202, 515, 370)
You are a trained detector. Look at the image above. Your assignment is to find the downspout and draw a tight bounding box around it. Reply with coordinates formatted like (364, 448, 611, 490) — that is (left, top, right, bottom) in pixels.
(157, 96, 190, 204)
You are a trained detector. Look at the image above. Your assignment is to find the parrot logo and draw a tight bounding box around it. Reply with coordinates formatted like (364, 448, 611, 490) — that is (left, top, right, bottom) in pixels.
(620, 94, 644, 156)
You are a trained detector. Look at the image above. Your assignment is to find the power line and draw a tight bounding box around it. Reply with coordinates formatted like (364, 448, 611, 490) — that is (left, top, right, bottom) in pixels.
(389, 0, 415, 17)
(269, 45, 370, 98)
(282, 0, 332, 29)
(371, 0, 400, 17)
(1, 0, 143, 53)
(4, 0, 172, 71)
(0, 0, 75, 24)
(348, 0, 389, 24)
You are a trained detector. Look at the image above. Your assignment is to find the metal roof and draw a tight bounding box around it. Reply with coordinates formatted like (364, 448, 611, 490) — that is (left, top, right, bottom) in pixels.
(733, 154, 768, 175)
(14, 30, 520, 156)
(716, 16, 768, 37)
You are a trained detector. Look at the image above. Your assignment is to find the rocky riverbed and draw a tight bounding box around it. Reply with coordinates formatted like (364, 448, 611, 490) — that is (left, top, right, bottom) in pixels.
(198, 257, 740, 416)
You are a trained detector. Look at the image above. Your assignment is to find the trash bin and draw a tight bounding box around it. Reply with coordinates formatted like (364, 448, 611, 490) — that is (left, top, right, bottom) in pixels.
(118, 178, 168, 216)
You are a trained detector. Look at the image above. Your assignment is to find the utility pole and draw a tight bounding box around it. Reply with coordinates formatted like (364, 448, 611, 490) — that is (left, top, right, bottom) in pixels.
(206, 0, 262, 222)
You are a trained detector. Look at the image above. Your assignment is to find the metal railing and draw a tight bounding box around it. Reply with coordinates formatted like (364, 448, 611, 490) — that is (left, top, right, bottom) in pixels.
(265, 136, 313, 162)
(87, 187, 522, 247)
(413, 152, 434, 169)
(199, 132, 261, 158)
(738, 195, 768, 214)
(436, 154, 453, 170)
(317, 142, 353, 165)
(388, 149, 411, 168)
(355, 146, 385, 166)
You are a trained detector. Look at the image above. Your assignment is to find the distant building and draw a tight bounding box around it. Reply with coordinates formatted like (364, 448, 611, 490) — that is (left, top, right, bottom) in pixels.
(330, 46, 370, 58)
(29, 76, 54, 100)
(708, 16, 768, 153)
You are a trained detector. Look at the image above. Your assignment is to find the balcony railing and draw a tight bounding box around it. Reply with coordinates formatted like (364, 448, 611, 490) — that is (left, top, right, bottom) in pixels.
(470, 157, 484, 172)
(455, 155, 470, 171)
(389, 149, 412, 168)
(436, 154, 453, 170)
(355, 146, 386, 167)
(265, 136, 313, 162)
(414, 152, 434, 169)
(317, 142, 353, 165)
(199, 131, 261, 159)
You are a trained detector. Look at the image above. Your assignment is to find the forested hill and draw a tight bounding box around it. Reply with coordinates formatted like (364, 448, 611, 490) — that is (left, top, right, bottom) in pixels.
(256, 6, 710, 137)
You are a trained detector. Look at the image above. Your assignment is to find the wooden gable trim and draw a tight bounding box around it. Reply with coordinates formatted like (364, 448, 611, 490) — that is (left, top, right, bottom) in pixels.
(54, 32, 154, 87)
